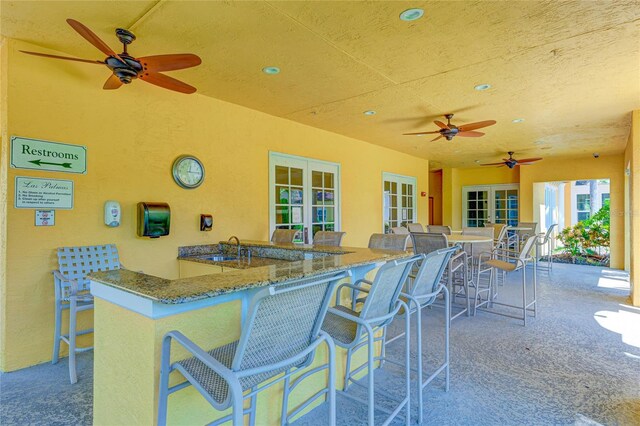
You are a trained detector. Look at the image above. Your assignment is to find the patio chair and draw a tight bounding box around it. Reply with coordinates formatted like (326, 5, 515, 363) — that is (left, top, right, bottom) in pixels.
(313, 231, 346, 247)
(384, 247, 457, 424)
(390, 226, 413, 248)
(322, 256, 420, 426)
(407, 223, 425, 233)
(411, 233, 470, 321)
(474, 235, 538, 325)
(515, 222, 538, 248)
(157, 270, 351, 426)
(461, 227, 495, 273)
(536, 224, 558, 272)
(368, 233, 410, 251)
(271, 229, 301, 243)
(427, 225, 452, 235)
(53, 244, 122, 383)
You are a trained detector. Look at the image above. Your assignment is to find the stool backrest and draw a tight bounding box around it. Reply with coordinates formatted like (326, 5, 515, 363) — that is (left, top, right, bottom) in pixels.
(390, 227, 412, 248)
(233, 270, 349, 373)
(407, 223, 425, 233)
(410, 247, 457, 305)
(271, 229, 300, 243)
(519, 235, 538, 262)
(313, 231, 346, 247)
(411, 232, 449, 255)
(359, 256, 420, 324)
(56, 245, 121, 295)
(368, 233, 409, 251)
(517, 222, 538, 234)
(427, 225, 452, 235)
(540, 224, 558, 243)
(484, 222, 506, 241)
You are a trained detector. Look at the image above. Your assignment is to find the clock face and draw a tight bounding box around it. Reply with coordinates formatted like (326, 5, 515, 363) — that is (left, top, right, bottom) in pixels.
(172, 155, 205, 189)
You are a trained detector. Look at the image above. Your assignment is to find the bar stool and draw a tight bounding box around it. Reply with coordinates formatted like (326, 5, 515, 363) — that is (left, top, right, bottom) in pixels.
(53, 244, 122, 383)
(322, 256, 420, 426)
(385, 247, 457, 424)
(475, 235, 538, 325)
(390, 226, 413, 249)
(271, 229, 301, 243)
(407, 223, 425, 233)
(368, 233, 410, 251)
(427, 225, 452, 235)
(536, 224, 558, 272)
(313, 231, 346, 247)
(157, 270, 350, 426)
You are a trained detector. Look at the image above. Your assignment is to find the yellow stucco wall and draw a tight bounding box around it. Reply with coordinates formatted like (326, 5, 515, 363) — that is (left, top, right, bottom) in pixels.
(624, 110, 639, 306)
(0, 39, 430, 371)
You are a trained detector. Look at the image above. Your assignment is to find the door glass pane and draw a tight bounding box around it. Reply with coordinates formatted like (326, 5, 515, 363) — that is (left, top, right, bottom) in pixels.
(290, 188, 303, 204)
(276, 166, 289, 185)
(324, 190, 335, 205)
(276, 187, 289, 204)
(291, 168, 303, 186)
(324, 173, 334, 189)
(312, 171, 323, 188)
(313, 189, 323, 205)
(276, 206, 289, 224)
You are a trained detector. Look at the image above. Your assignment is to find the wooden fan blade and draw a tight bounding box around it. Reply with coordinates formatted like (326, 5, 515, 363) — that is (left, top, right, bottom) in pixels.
(516, 157, 543, 163)
(403, 131, 440, 135)
(480, 162, 507, 166)
(20, 50, 104, 65)
(457, 131, 485, 137)
(458, 120, 497, 132)
(137, 54, 202, 72)
(103, 74, 123, 90)
(431, 135, 444, 142)
(139, 72, 197, 94)
(434, 120, 450, 130)
(67, 19, 118, 57)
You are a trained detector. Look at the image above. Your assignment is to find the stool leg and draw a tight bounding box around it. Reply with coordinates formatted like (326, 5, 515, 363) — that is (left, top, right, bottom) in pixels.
(404, 308, 411, 426)
(52, 302, 62, 364)
(281, 372, 291, 425)
(444, 286, 450, 392)
(69, 296, 78, 384)
(248, 391, 257, 426)
(522, 268, 527, 326)
(366, 327, 375, 426)
(344, 346, 353, 391)
(157, 336, 172, 426)
(327, 337, 337, 426)
(415, 303, 423, 424)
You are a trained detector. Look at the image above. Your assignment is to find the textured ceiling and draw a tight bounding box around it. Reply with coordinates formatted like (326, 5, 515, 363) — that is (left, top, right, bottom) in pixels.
(2, 1, 639, 168)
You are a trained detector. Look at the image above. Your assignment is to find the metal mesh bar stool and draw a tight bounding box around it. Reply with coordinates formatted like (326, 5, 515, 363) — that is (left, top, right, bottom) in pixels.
(411, 233, 470, 321)
(368, 233, 410, 251)
(53, 244, 122, 383)
(157, 270, 350, 426)
(322, 255, 420, 426)
(427, 225, 452, 235)
(474, 235, 538, 325)
(535, 224, 558, 272)
(313, 231, 346, 247)
(385, 247, 457, 424)
(390, 227, 413, 249)
(271, 229, 301, 243)
(407, 223, 424, 233)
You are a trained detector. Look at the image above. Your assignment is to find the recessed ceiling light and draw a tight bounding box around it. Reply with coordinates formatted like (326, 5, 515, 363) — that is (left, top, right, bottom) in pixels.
(363, 110, 376, 116)
(474, 160, 480, 163)
(541, 146, 552, 150)
(262, 66, 280, 75)
(399, 8, 424, 21)
(474, 84, 491, 91)
(534, 140, 544, 145)
(512, 118, 525, 123)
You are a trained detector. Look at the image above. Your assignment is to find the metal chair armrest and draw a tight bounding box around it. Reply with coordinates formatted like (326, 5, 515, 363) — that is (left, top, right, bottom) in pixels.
(163, 331, 237, 384)
(53, 270, 81, 296)
(335, 281, 371, 305)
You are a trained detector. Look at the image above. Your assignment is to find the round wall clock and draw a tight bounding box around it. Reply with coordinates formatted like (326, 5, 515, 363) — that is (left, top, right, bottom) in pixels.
(172, 155, 205, 189)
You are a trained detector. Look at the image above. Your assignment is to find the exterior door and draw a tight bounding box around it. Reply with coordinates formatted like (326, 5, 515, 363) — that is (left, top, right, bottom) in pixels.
(383, 173, 417, 233)
(270, 153, 340, 243)
(463, 184, 519, 227)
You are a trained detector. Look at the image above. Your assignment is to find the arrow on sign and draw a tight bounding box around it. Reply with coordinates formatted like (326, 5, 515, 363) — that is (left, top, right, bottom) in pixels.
(29, 159, 73, 169)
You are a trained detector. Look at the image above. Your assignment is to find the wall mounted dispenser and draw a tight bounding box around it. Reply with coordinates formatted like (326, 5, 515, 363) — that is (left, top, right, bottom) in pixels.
(200, 214, 213, 231)
(104, 201, 121, 227)
(137, 202, 171, 238)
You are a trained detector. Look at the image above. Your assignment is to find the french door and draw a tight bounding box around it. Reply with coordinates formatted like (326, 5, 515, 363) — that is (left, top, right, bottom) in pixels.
(383, 173, 417, 233)
(269, 153, 341, 243)
(462, 184, 519, 227)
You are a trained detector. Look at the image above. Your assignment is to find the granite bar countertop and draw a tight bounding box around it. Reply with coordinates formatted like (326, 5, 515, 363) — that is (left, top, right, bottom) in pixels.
(89, 242, 411, 304)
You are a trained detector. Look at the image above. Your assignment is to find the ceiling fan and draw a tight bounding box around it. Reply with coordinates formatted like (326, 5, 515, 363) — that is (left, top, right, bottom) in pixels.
(480, 152, 543, 169)
(20, 19, 202, 94)
(403, 113, 497, 142)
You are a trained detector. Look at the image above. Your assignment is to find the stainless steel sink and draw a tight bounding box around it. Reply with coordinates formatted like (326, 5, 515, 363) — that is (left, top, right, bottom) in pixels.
(202, 255, 237, 262)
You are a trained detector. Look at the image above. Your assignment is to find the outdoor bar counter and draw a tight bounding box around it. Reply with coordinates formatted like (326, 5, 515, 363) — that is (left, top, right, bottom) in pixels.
(89, 240, 412, 425)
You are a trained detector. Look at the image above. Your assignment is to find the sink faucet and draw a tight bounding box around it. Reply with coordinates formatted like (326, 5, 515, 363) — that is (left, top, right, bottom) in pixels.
(228, 236, 241, 257)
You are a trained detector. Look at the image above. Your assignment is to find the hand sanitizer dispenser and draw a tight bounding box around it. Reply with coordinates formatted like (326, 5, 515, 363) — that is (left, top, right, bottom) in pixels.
(104, 201, 121, 227)
(137, 202, 171, 238)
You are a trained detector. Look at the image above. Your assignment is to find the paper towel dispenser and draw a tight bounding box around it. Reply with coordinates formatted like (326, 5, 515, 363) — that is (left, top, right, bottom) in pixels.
(137, 202, 170, 238)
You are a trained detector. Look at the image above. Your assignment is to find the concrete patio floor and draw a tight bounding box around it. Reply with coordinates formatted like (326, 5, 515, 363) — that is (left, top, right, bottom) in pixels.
(1, 263, 639, 425)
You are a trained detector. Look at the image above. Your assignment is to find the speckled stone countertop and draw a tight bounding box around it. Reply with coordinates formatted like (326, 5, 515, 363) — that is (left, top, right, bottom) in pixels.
(89, 242, 411, 304)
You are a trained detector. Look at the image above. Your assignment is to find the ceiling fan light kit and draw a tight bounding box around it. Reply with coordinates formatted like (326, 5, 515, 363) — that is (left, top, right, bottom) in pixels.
(21, 19, 202, 94)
